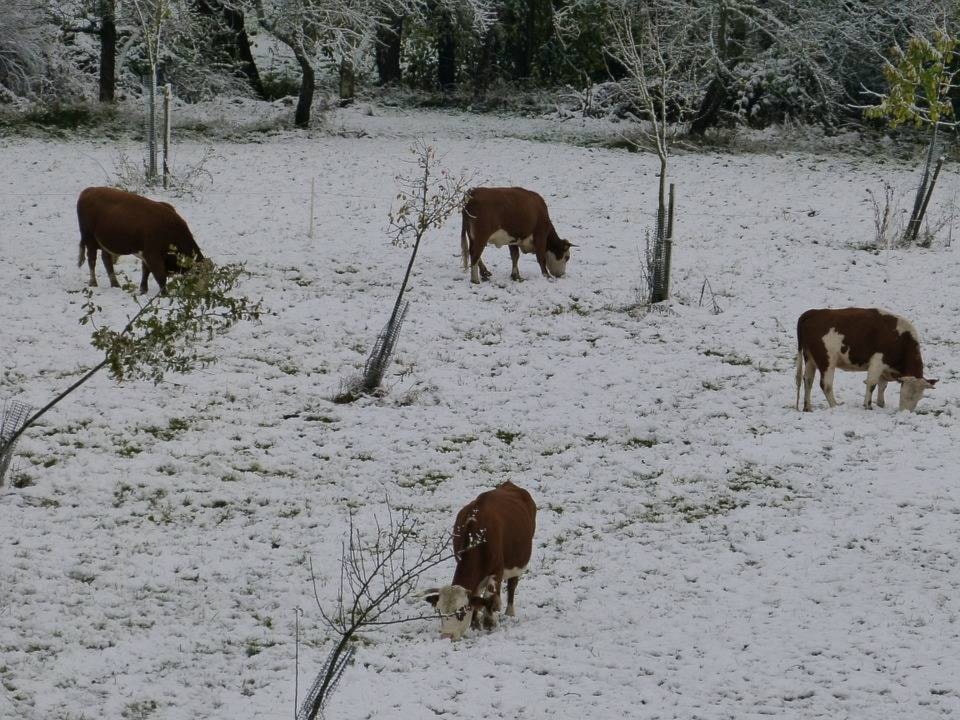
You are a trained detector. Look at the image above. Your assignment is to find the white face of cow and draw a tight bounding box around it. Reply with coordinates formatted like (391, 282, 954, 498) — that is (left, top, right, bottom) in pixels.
(430, 585, 473, 641)
(899, 377, 936, 411)
(546, 243, 572, 278)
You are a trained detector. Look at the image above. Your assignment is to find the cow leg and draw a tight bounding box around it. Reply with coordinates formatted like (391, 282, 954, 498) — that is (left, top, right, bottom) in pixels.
(864, 355, 886, 409)
(820, 365, 839, 407)
(535, 248, 550, 278)
(876, 379, 888, 408)
(802, 352, 817, 412)
(509, 246, 522, 281)
(482, 583, 502, 630)
(140, 260, 151, 294)
(505, 576, 519, 616)
(142, 250, 167, 294)
(85, 245, 99, 287)
(101, 252, 120, 288)
(478, 258, 492, 280)
(467, 232, 486, 284)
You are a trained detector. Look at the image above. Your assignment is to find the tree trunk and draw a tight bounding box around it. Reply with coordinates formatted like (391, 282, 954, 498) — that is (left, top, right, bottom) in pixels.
(98, 0, 116, 102)
(193, 0, 264, 98)
(339, 59, 356, 107)
(294, 48, 315, 127)
(375, 11, 403, 85)
(472, 26, 497, 100)
(224, 5, 264, 98)
(689, 5, 745, 136)
(689, 76, 727, 136)
(436, 9, 456, 91)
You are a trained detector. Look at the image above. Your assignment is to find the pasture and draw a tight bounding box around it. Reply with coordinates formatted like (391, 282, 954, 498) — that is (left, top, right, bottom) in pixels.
(1, 106, 959, 720)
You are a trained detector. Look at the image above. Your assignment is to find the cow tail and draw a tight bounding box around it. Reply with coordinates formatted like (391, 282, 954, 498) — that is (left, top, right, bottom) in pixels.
(460, 209, 469, 271)
(794, 348, 803, 410)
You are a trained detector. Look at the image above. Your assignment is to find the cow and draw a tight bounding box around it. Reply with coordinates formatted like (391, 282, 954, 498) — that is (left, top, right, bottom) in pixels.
(796, 307, 937, 412)
(460, 186, 574, 285)
(424, 481, 537, 641)
(77, 186, 204, 294)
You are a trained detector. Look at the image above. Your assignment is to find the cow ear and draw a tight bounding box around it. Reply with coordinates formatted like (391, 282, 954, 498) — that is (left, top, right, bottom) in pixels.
(422, 590, 440, 607)
(926, 378, 938, 388)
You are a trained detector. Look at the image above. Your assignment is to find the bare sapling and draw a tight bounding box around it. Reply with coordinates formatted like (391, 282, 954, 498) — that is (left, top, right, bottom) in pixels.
(128, 0, 170, 182)
(606, 3, 696, 303)
(335, 139, 472, 402)
(297, 505, 455, 720)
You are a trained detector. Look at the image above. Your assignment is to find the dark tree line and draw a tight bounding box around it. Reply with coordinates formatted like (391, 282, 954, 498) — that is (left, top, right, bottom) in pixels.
(2, 0, 957, 132)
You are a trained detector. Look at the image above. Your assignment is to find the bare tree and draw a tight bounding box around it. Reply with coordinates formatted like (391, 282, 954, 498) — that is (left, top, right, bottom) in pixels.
(606, 1, 703, 302)
(128, 0, 170, 178)
(299, 506, 454, 720)
(336, 139, 472, 402)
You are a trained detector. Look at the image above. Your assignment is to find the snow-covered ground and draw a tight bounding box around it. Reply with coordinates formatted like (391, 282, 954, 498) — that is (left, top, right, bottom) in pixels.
(1, 106, 959, 720)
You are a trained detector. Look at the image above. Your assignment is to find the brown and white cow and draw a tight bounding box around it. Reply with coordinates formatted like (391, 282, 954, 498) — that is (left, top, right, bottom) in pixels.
(77, 186, 204, 294)
(460, 186, 573, 284)
(424, 481, 537, 641)
(796, 307, 937, 412)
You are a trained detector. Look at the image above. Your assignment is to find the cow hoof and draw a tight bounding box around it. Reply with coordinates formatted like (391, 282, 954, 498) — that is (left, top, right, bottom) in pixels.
(505, 606, 516, 617)
(511, 274, 522, 282)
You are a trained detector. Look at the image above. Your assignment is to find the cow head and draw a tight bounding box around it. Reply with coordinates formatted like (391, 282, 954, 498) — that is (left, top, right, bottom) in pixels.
(898, 377, 937, 411)
(423, 583, 496, 641)
(546, 240, 574, 278)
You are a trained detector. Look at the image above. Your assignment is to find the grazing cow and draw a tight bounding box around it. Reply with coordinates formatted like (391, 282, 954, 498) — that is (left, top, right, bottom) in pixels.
(796, 307, 937, 412)
(77, 186, 204, 294)
(460, 186, 574, 284)
(424, 481, 537, 641)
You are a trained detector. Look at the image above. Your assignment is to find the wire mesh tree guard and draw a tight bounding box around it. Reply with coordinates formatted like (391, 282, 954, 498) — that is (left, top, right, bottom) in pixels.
(297, 644, 355, 720)
(0, 398, 33, 486)
(361, 299, 410, 394)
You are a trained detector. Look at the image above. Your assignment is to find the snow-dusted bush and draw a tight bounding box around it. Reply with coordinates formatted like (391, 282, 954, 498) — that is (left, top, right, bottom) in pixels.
(0, 0, 51, 100)
(0, 0, 87, 103)
(731, 57, 823, 128)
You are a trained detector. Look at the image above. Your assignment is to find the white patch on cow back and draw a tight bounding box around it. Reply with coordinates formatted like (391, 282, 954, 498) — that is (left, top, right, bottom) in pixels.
(892, 314, 920, 341)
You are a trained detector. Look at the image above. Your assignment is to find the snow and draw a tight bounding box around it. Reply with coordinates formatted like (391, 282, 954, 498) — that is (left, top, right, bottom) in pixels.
(1, 105, 959, 720)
